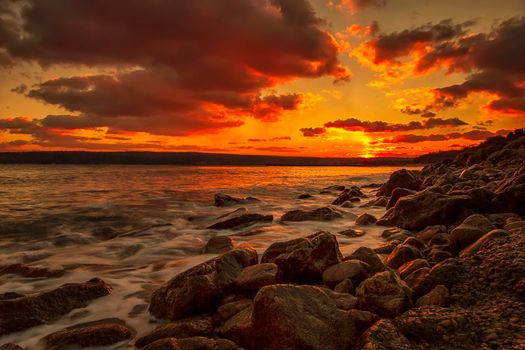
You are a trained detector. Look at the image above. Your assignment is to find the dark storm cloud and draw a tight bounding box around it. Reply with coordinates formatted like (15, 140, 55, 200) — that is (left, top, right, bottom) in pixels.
(300, 127, 327, 137)
(0, 0, 350, 136)
(381, 129, 510, 144)
(323, 117, 467, 132)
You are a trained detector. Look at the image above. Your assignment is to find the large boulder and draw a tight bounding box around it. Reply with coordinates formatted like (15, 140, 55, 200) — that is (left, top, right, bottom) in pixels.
(261, 231, 342, 283)
(40, 318, 133, 350)
(346, 247, 385, 274)
(0, 278, 112, 336)
(207, 214, 273, 230)
(356, 271, 412, 318)
(377, 192, 475, 231)
(149, 248, 258, 320)
(450, 214, 495, 252)
(281, 207, 343, 222)
(135, 316, 214, 348)
(377, 169, 421, 197)
(384, 244, 424, 269)
(322, 260, 370, 288)
(251, 285, 360, 350)
(214, 194, 259, 207)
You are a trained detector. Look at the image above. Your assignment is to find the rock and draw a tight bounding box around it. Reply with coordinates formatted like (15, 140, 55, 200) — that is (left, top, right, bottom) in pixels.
(135, 316, 214, 348)
(504, 220, 525, 231)
(356, 271, 412, 318)
(214, 194, 259, 207)
(416, 225, 447, 243)
(0, 344, 23, 350)
(428, 249, 453, 263)
(402, 237, 427, 251)
(341, 201, 355, 208)
(261, 231, 342, 283)
(281, 207, 343, 222)
(338, 228, 365, 237)
(450, 214, 496, 252)
(459, 229, 508, 258)
(207, 214, 273, 230)
(428, 232, 450, 247)
(354, 319, 412, 350)
(324, 185, 346, 192)
(347, 309, 379, 333)
(415, 285, 449, 307)
(215, 299, 252, 323)
(373, 242, 398, 255)
(322, 260, 370, 288)
(398, 259, 430, 280)
(217, 304, 253, 346)
(142, 337, 239, 350)
(40, 318, 133, 350)
(355, 213, 377, 225)
(0, 278, 112, 336)
(386, 188, 416, 209)
(0, 263, 64, 278)
(332, 187, 364, 205)
(334, 279, 354, 294)
(364, 197, 388, 207)
(404, 267, 430, 291)
(378, 192, 475, 231)
(298, 194, 313, 199)
(492, 184, 525, 215)
(377, 169, 421, 197)
(346, 247, 385, 274)
(203, 236, 234, 254)
(384, 244, 424, 269)
(410, 258, 465, 298)
(251, 284, 359, 350)
(381, 227, 412, 240)
(149, 247, 258, 320)
(234, 263, 279, 291)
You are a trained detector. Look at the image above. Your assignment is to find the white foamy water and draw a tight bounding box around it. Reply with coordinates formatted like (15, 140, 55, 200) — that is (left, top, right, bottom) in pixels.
(0, 164, 420, 348)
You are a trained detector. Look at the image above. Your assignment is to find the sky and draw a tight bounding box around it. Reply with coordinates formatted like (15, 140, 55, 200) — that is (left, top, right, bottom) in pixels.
(0, 0, 524, 157)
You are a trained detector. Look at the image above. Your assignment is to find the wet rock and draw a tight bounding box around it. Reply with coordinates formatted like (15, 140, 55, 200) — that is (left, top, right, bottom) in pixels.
(0, 278, 112, 336)
(459, 229, 508, 258)
(386, 188, 416, 209)
(322, 260, 370, 288)
(354, 319, 412, 350)
(203, 236, 234, 254)
(415, 285, 449, 307)
(378, 169, 421, 197)
(324, 185, 346, 192)
(338, 228, 365, 237)
(378, 192, 474, 231)
(346, 247, 385, 274)
(0, 263, 64, 278)
(398, 259, 430, 280)
(142, 337, 239, 350)
(234, 263, 279, 291)
(281, 207, 343, 222)
(149, 247, 258, 320)
(416, 225, 447, 243)
(40, 318, 133, 350)
(0, 344, 23, 350)
(450, 214, 496, 252)
(384, 244, 424, 269)
(356, 270, 412, 318)
(261, 231, 342, 283)
(341, 201, 355, 208)
(298, 194, 313, 199)
(355, 213, 377, 225)
(135, 316, 214, 348)
(207, 214, 273, 230)
(381, 227, 412, 240)
(251, 284, 359, 350)
(214, 194, 259, 207)
(332, 187, 364, 205)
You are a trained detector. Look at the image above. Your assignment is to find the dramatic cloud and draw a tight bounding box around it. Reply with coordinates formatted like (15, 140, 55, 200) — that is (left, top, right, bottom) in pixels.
(323, 117, 467, 132)
(330, 0, 387, 13)
(300, 127, 327, 137)
(0, 0, 350, 137)
(381, 129, 510, 143)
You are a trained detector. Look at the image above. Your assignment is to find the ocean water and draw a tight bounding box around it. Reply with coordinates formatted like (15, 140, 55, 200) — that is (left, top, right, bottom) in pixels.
(0, 164, 419, 348)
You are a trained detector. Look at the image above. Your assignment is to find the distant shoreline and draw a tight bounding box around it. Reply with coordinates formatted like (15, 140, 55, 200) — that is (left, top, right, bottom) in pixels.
(0, 151, 437, 166)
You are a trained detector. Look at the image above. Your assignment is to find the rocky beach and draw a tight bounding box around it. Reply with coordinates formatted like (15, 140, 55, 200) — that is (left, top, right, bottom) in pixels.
(1, 129, 525, 350)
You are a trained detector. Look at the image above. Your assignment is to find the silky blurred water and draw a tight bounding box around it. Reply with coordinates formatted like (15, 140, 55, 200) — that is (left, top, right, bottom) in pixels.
(0, 164, 419, 348)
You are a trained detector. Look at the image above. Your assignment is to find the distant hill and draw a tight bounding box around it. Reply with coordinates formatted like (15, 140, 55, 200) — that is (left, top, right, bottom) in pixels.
(0, 151, 414, 166)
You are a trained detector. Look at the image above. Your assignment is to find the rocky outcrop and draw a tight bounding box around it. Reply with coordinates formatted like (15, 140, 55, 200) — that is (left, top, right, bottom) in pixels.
(149, 248, 258, 320)
(377, 169, 421, 197)
(40, 318, 133, 350)
(208, 214, 273, 230)
(281, 207, 343, 222)
(214, 194, 259, 207)
(261, 231, 342, 283)
(251, 285, 360, 350)
(0, 278, 112, 336)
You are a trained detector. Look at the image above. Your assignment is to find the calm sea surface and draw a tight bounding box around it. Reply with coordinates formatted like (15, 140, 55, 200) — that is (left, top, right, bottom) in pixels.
(0, 164, 420, 348)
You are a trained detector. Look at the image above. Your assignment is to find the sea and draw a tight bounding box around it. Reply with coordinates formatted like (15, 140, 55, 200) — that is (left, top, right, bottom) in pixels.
(0, 164, 420, 348)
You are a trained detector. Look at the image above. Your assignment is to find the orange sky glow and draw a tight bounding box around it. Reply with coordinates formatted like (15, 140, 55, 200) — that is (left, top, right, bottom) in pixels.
(0, 0, 524, 157)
